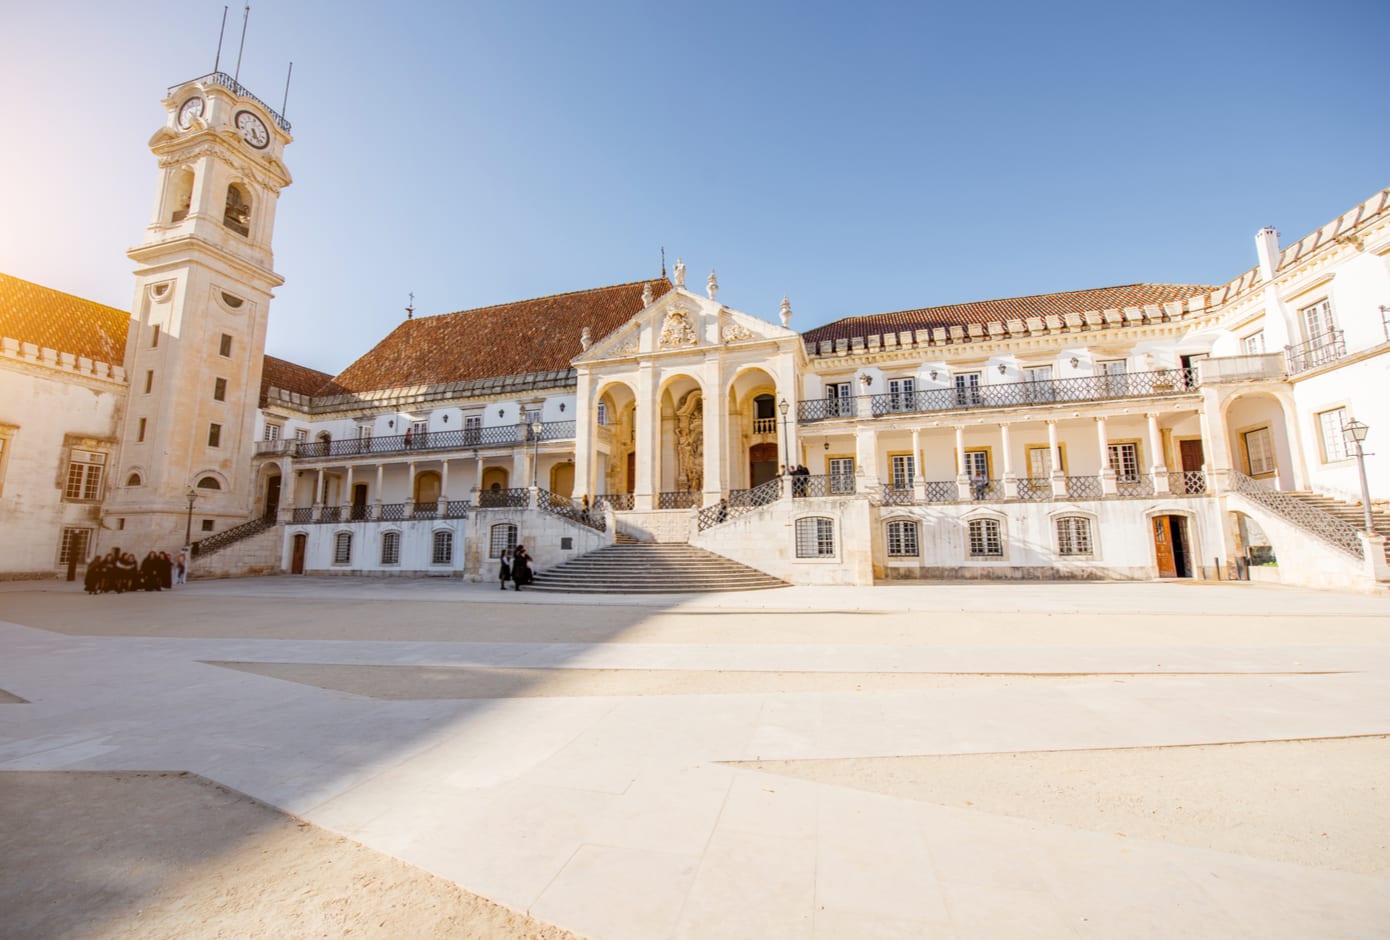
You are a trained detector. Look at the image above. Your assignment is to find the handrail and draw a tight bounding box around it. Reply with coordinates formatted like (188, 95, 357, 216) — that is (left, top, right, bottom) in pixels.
(1226, 470, 1362, 558)
(1284, 330, 1346, 374)
(538, 489, 605, 531)
(290, 420, 576, 461)
(191, 513, 274, 557)
(168, 71, 293, 131)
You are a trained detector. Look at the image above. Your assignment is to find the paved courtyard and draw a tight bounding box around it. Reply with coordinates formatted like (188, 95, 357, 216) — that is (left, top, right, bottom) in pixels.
(2, 576, 1388, 938)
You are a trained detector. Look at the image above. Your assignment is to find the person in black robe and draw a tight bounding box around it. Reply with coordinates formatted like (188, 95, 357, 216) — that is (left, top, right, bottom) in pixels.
(498, 549, 512, 590)
(140, 551, 162, 591)
(511, 545, 532, 590)
(158, 551, 174, 589)
(83, 556, 104, 594)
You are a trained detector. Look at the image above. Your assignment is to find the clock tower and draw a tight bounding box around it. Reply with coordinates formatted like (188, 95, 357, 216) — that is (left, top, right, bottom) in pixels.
(105, 73, 293, 551)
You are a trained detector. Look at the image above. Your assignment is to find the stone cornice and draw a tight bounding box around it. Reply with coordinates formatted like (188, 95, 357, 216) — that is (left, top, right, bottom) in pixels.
(1, 336, 126, 387)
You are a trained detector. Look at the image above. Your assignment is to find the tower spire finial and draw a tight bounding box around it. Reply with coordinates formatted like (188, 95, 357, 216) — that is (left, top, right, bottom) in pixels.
(406, 291, 415, 320)
(661, 246, 666, 279)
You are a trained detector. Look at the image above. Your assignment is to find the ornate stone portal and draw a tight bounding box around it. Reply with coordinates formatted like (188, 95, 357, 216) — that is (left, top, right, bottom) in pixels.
(659, 309, 698, 348)
(675, 392, 703, 492)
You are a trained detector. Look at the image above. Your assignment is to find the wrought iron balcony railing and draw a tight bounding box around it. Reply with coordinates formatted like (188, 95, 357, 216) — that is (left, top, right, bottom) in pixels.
(538, 489, 605, 531)
(168, 72, 293, 131)
(880, 485, 915, 506)
(1114, 474, 1155, 498)
(478, 487, 531, 509)
(657, 490, 700, 510)
(798, 369, 1199, 424)
(1285, 330, 1346, 374)
(1227, 470, 1362, 558)
(792, 472, 857, 498)
(1016, 477, 1051, 500)
(593, 493, 634, 512)
(1064, 475, 1103, 499)
(288, 420, 576, 461)
(1167, 470, 1207, 495)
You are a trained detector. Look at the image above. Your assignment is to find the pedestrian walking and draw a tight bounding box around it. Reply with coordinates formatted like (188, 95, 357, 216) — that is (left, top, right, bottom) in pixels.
(498, 549, 512, 590)
(512, 545, 532, 590)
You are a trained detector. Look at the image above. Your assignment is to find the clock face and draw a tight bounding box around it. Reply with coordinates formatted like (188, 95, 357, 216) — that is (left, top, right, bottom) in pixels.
(235, 110, 270, 149)
(177, 96, 204, 129)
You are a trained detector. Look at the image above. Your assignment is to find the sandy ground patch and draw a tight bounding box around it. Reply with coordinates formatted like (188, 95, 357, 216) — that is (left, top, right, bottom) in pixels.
(736, 735, 1390, 877)
(0, 771, 582, 940)
(206, 661, 1328, 698)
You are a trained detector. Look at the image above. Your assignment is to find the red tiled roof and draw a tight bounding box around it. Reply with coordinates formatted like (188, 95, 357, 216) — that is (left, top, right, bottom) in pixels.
(802, 283, 1216, 346)
(0, 272, 129, 364)
(259, 354, 335, 406)
(325, 278, 670, 395)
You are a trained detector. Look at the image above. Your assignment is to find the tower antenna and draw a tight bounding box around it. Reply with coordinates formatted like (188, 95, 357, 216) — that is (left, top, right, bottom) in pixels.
(661, 246, 666, 279)
(281, 61, 294, 118)
(213, 6, 228, 74)
(406, 291, 415, 320)
(234, 4, 250, 84)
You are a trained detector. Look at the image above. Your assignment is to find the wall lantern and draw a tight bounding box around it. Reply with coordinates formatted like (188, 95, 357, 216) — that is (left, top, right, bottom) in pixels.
(560, 402, 566, 412)
(997, 363, 1007, 375)
(1069, 357, 1080, 368)
(442, 414, 449, 423)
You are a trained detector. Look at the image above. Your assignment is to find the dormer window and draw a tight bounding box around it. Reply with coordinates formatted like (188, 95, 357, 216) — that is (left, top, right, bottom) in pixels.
(223, 184, 251, 236)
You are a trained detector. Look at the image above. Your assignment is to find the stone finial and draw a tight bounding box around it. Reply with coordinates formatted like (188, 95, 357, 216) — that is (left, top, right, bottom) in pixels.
(673, 257, 686, 288)
(706, 269, 719, 301)
(641, 281, 654, 306)
(580, 325, 592, 351)
(779, 295, 792, 328)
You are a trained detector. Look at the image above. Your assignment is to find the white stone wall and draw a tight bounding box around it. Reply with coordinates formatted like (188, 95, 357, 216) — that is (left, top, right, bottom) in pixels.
(691, 496, 876, 585)
(1223, 493, 1377, 591)
(1292, 352, 1390, 504)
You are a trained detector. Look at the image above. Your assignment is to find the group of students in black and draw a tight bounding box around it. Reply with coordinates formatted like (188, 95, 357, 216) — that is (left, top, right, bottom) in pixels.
(84, 548, 186, 594)
(497, 545, 533, 591)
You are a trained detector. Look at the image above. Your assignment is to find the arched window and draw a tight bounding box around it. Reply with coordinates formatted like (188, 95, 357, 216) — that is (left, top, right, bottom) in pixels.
(414, 470, 442, 504)
(432, 530, 454, 565)
(196, 476, 221, 490)
(967, 519, 1002, 557)
(380, 531, 401, 565)
(170, 168, 194, 223)
(1055, 516, 1093, 556)
(489, 523, 517, 558)
(223, 183, 251, 236)
(333, 532, 352, 565)
(795, 516, 834, 558)
(886, 520, 919, 557)
(126, 472, 143, 487)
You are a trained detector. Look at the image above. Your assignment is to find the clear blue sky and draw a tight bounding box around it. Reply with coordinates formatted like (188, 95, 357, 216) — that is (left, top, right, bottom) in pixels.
(3, 0, 1386, 375)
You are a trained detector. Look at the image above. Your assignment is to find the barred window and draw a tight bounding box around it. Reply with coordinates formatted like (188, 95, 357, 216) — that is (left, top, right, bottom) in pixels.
(333, 532, 352, 565)
(1055, 516, 1093, 556)
(380, 531, 400, 565)
(890, 454, 915, 490)
(59, 527, 93, 566)
(64, 450, 105, 500)
(967, 519, 1002, 557)
(432, 530, 453, 564)
(1317, 408, 1349, 462)
(489, 523, 518, 558)
(795, 516, 835, 558)
(886, 520, 919, 557)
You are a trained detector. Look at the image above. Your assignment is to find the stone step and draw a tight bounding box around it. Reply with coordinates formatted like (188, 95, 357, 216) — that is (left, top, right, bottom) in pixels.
(530, 541, 786, 594)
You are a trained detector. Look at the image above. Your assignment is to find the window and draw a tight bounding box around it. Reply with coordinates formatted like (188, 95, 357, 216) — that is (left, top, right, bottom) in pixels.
(954, 372, 982, 406)
(1024, 365, 1055, 402)
(137, 418, 146, 442)
(293, 428, 308, 443)
(151, 324, 160, 348)
(264, 424, 281, 442)
(432, 530, 454, 564)
(218, 333, 232, 357)
(208, 423, 222, 447)
(967, 519, 1002, 557)
(144, 370, 154, 394)
(1317, 408, 1350, 462)
(1099, 360, 1127, 394)
(463, 414, 482, 444)
(64, 450, 104, 500)
(59, 527, 92, 566)
(890, 454, 915, 490)
(795, 517, 835, 558)
(1056, 517, 1093, 556)
(887, 378, 915, 412)
(196, 476, 221, 490)
(595, 403, 608, 426)
(489, 523, 518, 558)
(213, 377, 227, 401)
(379, 531, 401, 565)
(963, 449, 989, 482)
(1107, 442, 1140, 483)
(1027, 445, 1056, 479)
(886, 520, 919, 557)
(1241, 331, 1265, 355)
(201, 519, 215, 532)
(826, 382, 853, 417)
(1243, 427, 1275, 476)
(224, 183, 251, 236)
(333, 532, 352, 565)
(126, 472, 142, 486)
(828, 456, 855, 494)
(410, 419, 428, 445)
(1301, 299, 1336, 343)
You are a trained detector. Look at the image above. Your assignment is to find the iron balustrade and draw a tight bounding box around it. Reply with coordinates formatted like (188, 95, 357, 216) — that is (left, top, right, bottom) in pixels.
(800, 369, 1199, 424)
(478, 487, 531, 508)
(168, 72, 293, 131)
(880, 485, 915, 506)
(379, 502, 407, 521)
(923, 480, 957, 502)
(794, 472, 857, 497)
(968, 478, 1004, 501)
(594, 493, 634, 512)
(1114, 474, 1155, 498)
(1285, 330, 1346, 374)
(1065, 476, 1103, 499)
(1016, 477, 1051, 500)
(657, 490, 700, 509)
(696, 500, 731, 531)
(1168, 470, 1207, 495)
(290, 421, 577, 461)
(1227, 470, 1363, 558)
(319, 505, 342, 523)
(538, 489, 606, 531)
(290, 507, 314, 524)
(348, 504, 370, 521)
(190, 514, 274, 557)
(729, 477, 782, 510)
(444, 501, 470, 519)
(411, 501, 439, 520)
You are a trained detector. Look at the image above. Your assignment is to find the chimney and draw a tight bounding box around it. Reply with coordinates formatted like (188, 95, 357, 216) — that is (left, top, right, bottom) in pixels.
(1255, 227, 1280, 282)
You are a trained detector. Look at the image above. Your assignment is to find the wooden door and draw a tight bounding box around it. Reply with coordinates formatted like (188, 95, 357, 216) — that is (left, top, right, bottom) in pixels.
(626, 452, 636, 493)
(351, 483, 368, 520)
(264, 475, 281, 518)
(290, 534, 306, 575)
(1178, 439, 1205, 494)
(749, 442, 778, 487)
(1153, 516, 1177, 578)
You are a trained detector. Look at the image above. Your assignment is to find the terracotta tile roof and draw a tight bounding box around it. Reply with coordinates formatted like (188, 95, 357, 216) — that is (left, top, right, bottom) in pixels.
(0, 272, 129, 364)
(325, 278, 670, 395)
(802, 283, 1217, 346)
(259, 354, 335, 406)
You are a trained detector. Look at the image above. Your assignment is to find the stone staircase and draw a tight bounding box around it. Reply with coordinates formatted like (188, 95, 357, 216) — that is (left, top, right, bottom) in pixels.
(1286, 491, 1390, 560)
(529, 541, 788, 594)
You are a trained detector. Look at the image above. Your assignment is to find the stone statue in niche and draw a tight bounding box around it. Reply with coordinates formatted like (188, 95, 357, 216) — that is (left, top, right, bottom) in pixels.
(675, 393, 703, 492)
(659, 310, 698, 348)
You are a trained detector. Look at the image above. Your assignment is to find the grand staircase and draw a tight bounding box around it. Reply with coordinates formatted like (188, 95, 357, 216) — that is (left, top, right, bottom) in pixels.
(1285, 491, 1390, 561)
(529, 540, 788, 594)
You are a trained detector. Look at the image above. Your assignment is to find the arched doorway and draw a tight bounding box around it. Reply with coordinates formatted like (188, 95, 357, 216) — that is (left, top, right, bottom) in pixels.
(481, 467, 509, 491)
(550, 462, 575, 497)
(728, 367, 780, 488)
(750, 442, 778, 487)
(1223, 391, 1298, 489)
(264, 474, 282, 518)
(414, 470, 442, 504)
(290, 533, 307, 574)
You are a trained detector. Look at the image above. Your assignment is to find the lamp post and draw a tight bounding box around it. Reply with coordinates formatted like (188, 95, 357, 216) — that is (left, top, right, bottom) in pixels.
(183, 484, 198, 551)
(531, 417, 544, 488)
(778, 398, 790, 470)
(1342, 419, 1374, 533)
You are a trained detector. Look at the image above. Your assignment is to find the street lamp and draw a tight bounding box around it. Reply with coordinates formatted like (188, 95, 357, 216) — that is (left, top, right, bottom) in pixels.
(183, 484, 198, 551)
(778, 398, 791, 470)
(530, 417, 544, 488)
(1342, 419, 1374, 533)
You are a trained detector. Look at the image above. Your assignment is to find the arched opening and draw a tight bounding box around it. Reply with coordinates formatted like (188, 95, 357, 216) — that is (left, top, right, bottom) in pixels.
(170, 168, 194, 223)
(1223, 391, 1296, 490)
(481, 467, 509, 491)
(413, 470, 442, 504)
(550, 461, 575, 497)
(196, 476, 221, 490)
(594, 381, 637, 500)
(728, 367, 780, 488)
(658, 374, 704, 497)
(126, 472, 143, 487)
(223, 183, 251, 236)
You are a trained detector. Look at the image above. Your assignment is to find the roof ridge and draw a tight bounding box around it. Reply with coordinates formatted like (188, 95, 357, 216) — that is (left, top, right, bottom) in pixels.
(427, 276, 671, 320)
(860, 281, 1218, 320)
